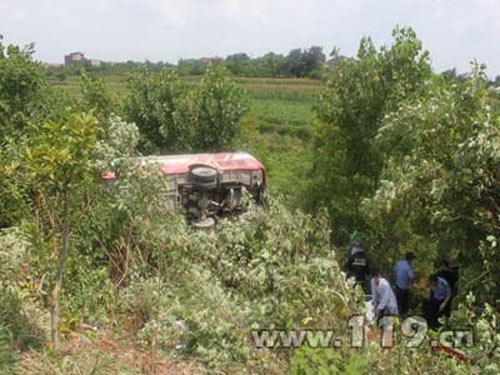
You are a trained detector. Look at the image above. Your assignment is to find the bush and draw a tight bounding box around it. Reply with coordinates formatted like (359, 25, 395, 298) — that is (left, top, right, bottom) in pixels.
(0, 40, 46, 140)
(0, 227, 27, 282)
(187, 201, 362, 329)
(186, 66, 245, 151)
(115, 197, 362, 373)
(124, 66, 245, 153)
(80, 71, 115, 120)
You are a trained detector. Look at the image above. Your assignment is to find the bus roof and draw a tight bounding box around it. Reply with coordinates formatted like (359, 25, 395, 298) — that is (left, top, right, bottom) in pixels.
(102, 152, 265, 180)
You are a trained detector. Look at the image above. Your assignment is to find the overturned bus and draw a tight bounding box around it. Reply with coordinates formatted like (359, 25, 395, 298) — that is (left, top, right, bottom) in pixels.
(102, 152, 267, 228)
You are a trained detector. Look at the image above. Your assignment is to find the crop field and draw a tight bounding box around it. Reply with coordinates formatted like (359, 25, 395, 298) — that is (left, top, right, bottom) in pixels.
(238, 87, 318, 206)
(50, 75, 321, 206)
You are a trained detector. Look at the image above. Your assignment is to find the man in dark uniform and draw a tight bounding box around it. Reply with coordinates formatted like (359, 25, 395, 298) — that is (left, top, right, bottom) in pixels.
(346, 241, 370, 292)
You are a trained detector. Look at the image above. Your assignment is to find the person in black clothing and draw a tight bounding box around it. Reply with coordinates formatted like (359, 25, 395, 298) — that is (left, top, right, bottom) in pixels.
(423, 274, 452, 329)
(346, 241, 370, 292)
(437, 260, 459, 317)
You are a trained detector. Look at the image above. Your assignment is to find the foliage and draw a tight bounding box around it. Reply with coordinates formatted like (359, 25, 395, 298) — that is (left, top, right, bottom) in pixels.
(291, 349, 367, 375)
(448, 294, 499, 373)
(79, 71, 115, 120)
(0, 39, 46, 140)
(288, 294, 498, 375)
(310, 26, 432, 243)
(0, 227, 27, 282)
(177, 47, 326, 79)
(2, 29, 500, 375)
(124, 68, 186, 152)
(188, 201, 362, 328)
(10, 111, 100, 348)
(0, 228, 47, 354)
(185, 65, 245, 151)
(60, 260, 117, 327)
(125, 66, 244, 153)
(19, 111, 99, 192)
(0, 324, 17, 375)
(95, 115, 140, 163)
(285, 46, 326, 78)
(0, 284, 45, 352)
(114, 193, 361, 373)
(364, 65, 500, 302)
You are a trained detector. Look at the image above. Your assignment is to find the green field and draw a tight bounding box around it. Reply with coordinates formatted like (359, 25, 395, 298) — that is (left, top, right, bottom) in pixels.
(51, 75, 321, 206)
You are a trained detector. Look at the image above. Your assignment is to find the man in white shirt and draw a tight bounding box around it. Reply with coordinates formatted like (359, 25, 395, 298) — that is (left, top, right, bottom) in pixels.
(371, 268, 399, 321)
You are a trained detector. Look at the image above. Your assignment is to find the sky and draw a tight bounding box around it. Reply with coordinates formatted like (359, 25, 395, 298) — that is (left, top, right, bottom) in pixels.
(1, 0, 500, 76)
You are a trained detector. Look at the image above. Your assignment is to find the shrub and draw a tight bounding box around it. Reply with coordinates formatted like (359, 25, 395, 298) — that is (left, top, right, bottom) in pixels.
(124, 66, 245, 153)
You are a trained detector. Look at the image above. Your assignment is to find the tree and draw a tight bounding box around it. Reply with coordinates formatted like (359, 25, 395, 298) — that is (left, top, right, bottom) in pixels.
(124, 69, 187, 152)
(184, 66, 245, 151)
(303, 46, 326, 77)
(225, 53, 251, 76)
(364, 65, 500, 303)
(259, 52, 286, 77)
(285, 48, 307, 78)
(495, 74, 500, 86)
(284, 46, 326, 78)
(124, 66, 245, 153)
(0, 39, 70, 228)
(12, 111, 99, 348)
(0, 39, 46, 140)
(79, 71, 115, 121)
(442, 67, 457, 81)
(309, 27, 432, 243)
(177, 58, 204, 76)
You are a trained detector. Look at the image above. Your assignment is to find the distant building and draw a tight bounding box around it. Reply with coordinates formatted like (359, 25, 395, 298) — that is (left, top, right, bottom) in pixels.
(87, 59, 102, 67)
(65, 52, 85, 66)
(64, 51, 102, 68)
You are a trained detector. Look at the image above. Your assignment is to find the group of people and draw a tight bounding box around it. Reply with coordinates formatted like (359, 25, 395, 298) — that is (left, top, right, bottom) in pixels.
(346, 241, 459, 329)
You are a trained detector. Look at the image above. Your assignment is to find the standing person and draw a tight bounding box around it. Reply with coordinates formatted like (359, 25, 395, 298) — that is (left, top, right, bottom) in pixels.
(423, 274, 452, 329)
(437, 260, 459, 317)
(370, 269, 399, 324)
(393, 252, 416, 315)
(346, 240, 370, 292)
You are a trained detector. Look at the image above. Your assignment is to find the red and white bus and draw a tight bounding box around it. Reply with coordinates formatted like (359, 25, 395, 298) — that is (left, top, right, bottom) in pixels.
(103, 152, 267, 228)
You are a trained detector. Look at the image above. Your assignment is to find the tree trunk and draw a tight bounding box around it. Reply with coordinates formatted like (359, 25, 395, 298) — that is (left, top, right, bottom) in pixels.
(50, 192, 71, 349)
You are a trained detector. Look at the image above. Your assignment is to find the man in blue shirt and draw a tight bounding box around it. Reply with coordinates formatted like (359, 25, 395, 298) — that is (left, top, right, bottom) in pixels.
(437, 260, 459, 317)
(393, 252, 416, 315)
(424, 274, 452, 329)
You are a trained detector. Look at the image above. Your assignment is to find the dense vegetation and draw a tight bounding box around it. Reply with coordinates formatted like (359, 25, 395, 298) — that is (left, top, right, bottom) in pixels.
(1, 27, 499, 375)
(48, 45, 327, 80)
(311, 27, 500, 306)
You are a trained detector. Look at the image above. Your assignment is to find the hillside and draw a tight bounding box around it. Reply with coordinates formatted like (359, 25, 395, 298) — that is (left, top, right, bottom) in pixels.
(1, 27, 499, 375)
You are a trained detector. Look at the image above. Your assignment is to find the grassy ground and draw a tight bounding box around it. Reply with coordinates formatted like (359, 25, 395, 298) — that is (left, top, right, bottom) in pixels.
(238, 95, 317, 207)
(50, 74, 321, 207)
